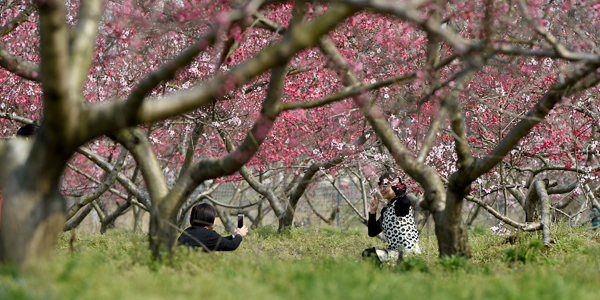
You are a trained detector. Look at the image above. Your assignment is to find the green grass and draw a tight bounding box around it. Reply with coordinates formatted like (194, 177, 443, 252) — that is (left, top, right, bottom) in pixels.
(1, 223, 600, 300)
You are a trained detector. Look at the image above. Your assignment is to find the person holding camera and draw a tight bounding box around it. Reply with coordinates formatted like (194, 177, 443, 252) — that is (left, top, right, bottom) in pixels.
(363, 172, 421, 263)
(178, 203, 248, 251)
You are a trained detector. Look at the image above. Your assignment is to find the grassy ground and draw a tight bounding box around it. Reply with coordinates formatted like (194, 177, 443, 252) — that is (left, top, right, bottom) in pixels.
(1, 223, 600, 300)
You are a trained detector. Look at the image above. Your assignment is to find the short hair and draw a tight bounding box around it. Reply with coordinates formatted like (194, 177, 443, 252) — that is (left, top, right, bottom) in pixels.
(190, 203, 217, 227)
(16, 124, 38, 137)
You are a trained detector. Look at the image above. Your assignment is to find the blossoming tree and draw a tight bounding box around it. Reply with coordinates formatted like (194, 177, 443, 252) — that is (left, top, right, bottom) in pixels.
(1, 0, 600, 265)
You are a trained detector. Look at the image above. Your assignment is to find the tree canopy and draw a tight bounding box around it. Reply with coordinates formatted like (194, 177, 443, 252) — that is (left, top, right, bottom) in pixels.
(1, 0, 599, 264)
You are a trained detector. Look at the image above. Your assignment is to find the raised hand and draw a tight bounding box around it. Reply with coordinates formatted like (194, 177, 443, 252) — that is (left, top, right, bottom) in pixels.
(369, 194, 380, 214)
(234, 225, 248, 237)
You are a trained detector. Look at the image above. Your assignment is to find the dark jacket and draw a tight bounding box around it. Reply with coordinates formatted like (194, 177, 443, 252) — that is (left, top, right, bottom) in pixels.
(178, 226, 242, 252)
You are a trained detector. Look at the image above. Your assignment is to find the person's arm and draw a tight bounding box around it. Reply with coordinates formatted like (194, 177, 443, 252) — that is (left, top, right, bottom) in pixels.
(393, 195, 411, 217)
(213, 233, 243, 251)
(367, 212, 382, 237)
(212, 225, 248, 251)
(367, 194, 382, 237)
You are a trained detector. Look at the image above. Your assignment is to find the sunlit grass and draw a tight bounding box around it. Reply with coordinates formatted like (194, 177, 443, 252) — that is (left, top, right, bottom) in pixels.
(1, 223, 599, 300)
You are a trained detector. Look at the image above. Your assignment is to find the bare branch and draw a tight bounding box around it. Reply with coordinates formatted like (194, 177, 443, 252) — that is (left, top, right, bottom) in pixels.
(124, 29, 215, 116)
(65, 163, 129, 200)
(0, 5, 39, 81)
(63, 203, 92, 231)
(288, 132, 368, 214)
(516, 0, 591, 62)
(0, 6, 35, 37)
(342, 1, 600, 64)
(547, 182, 577, 194)
(101, 201, 132, 233)
(237, 165, 286, 217)
(178, 122, 204, 177)
(354, 164, 369, 217)
(474, 96, 545, 123)
(447, 65, 483, 178)
(306, 196, 339, 225)
(69, 0, 102, 93)
(583, 183, 600, 212)
(91, 200, 105, 221)
(0, 45, 40, 81)
(466, 195, 541, 231)
(202, 195, 260, 209)
(441, 66, 484, 233)
(492, 43, 600, 62)
(511, 160, 600, 177)
(507, 186, 526, 207)
(342, 0, 473, 53)
(322, 173, 367, 223)
(280, 72, 417, 111)
(76, 147, 151, 208)
(416, 104, 449, 163)
(116, 128, 168, 201)
(0, 113, 34, 124)
(66, 147, 128, 219)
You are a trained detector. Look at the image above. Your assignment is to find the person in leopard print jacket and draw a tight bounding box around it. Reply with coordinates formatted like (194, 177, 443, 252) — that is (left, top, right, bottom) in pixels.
(362, 172, 421, 263)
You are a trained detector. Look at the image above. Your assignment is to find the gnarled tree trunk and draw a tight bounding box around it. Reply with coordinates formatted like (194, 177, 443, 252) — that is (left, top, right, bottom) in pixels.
(0, 138, 69, 263)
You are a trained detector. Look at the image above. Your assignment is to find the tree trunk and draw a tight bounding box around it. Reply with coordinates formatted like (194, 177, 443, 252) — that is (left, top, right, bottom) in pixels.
(133, 206, 145, 233)
(278, 206, 295, 233)
(436, 180, 472, 258)
(436, 216, 471, 258)
(534, 180, 552, 246)
(0, 141, 66, 264)
(413, 203, 431, 234)
(525, 186, 541, 222)
(0, 189, 65, 264)
(148, 205, 178, 259)
(466, 204, 481, 226)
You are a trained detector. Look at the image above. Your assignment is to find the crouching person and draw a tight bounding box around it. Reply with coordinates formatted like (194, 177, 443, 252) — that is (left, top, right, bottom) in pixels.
(363, 172, 421, 264)
(178, 203, 248, 251)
